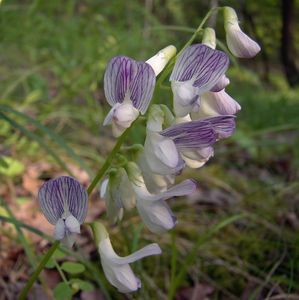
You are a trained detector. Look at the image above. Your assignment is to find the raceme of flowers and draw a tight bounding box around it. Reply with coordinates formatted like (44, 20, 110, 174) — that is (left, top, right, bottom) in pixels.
(38, 7, 260, 294)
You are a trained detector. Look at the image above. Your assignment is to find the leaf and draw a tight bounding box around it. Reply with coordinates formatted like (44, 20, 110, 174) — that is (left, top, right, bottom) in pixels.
(45, 249, 66, 269)
(61, 262, 86, 274)
(0, 157, 9, 168)
(53, 249, 66, 260)
(45, 257, 55, 269)
(0, 156, 25, 177)
(70, 279, 94, 292)
(53, 282, 73, 300)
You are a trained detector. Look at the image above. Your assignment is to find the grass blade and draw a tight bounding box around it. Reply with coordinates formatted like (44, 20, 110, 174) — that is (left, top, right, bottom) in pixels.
(0, 104, 91, 174)
(0, 111, 73, 175)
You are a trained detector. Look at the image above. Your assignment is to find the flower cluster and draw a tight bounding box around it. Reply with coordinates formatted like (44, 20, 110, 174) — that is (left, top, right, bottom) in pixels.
(38, 7, 260, 294)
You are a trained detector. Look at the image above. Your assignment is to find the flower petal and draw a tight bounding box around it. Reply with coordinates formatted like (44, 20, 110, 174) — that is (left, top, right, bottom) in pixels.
(210, 75, 230, 92)
(226, 24, 261, 58)
(160, 121, 216, 149)
(144, 131, 185, 175)
(101, 259, 140, 293)
(129, 62, 156, 114)
(138, 150, 175, 193)
(161, 115, 235, 148)
(133, 179, 197, 202)
(104, 56, 136, 106)
(100, 238, 161, 264)
(206, 115, 236, 139)
(103, 102, 139, 137)
(104, 56, 155, 114)
(136, 199, 177, 233)
(65, 214, 81, 234)
(38, 176, 88, 225)
(54, 218, 66, 240)
(180, 147, 214, 168)
(171, 81, 200, 117)
(194, 90, 241, 118)
(170, 44, 229, 95)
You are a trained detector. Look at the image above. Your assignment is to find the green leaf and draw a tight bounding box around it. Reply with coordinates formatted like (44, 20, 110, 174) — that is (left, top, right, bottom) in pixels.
(53, 282, 73, 300)
(69, 279, 94, 291)
(53, 249, 66, 260)
(61, 262, 85, 274)
(0, 157, 9, 168)
(0, 156, 24, 177)
(45, 257, 55, 269)
(45, 249, 66, 269)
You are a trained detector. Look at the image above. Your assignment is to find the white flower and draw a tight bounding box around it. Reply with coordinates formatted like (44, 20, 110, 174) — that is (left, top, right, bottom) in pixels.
(224, 7, 261, 58)
(93, 222, 161, 293)
(126, 162, 197, 233)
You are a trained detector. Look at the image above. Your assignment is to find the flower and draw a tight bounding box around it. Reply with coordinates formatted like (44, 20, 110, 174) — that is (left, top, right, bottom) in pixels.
(137, 149, 175, 193)
(224, 7, 261, 58)
(126, 162, 197, 233)
(144, 105, 185, 175)
(92, 222, 161, 293)
(100, 168, 136, 223)
(170, 44, 229, 117)
(103, 56, 156, 137)
(38, 176, 88, 246)
(144, 104, 235, 174)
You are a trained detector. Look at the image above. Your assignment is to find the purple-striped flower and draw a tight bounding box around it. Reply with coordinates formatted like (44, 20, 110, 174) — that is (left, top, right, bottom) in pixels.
(224, 7, 261, 58)
(38, 176, 88, 246)
(144, 115, 235, 174)
(103, 56, 156, 137)
(170, 44, 229, 117)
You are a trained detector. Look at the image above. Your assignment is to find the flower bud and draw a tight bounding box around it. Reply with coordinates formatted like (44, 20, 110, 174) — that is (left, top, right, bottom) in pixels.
(146, 45, 177, 76)
(202, 27, 216, 49)
(224, 7, 261, 58)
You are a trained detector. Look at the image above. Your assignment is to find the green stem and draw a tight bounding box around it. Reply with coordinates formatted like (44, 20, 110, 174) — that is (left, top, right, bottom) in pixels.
(87, 124, 133, 195)
(18, 241, 60, 300)
(54, 260, 69, 284)
(156, 6, 219, 89)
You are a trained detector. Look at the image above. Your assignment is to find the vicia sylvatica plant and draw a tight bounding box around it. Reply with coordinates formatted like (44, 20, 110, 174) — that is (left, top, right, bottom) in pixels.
(19, 6, 260, 299)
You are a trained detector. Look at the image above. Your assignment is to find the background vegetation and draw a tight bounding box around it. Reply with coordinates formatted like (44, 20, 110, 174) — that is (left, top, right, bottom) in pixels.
(0, 0, 299, 299)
